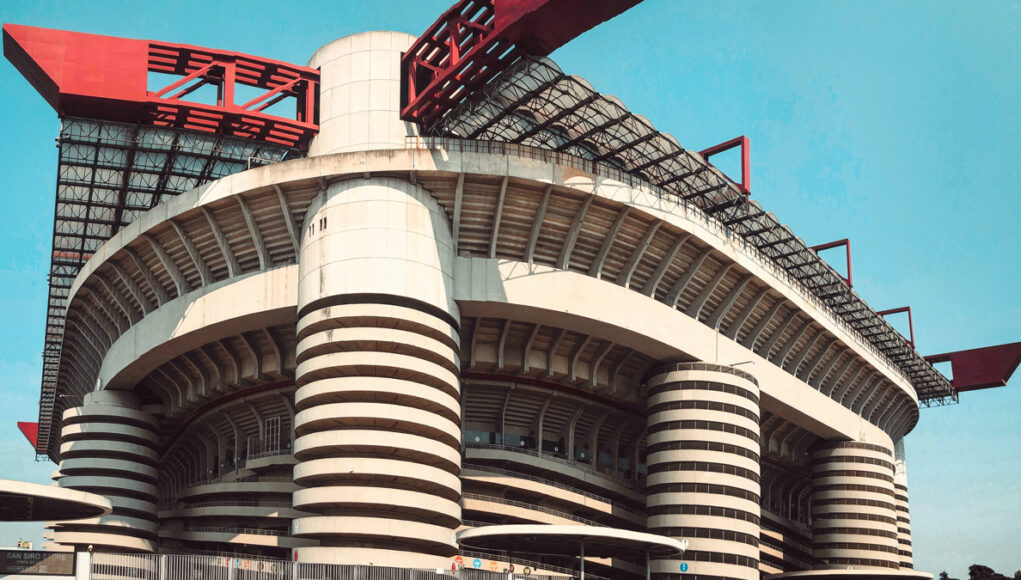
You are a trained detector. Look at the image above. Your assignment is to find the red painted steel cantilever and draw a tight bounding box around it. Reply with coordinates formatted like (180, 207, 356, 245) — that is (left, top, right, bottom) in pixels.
(401, 0, 642, 126)
(810, 239, 853, 287)
(925, 342, 1021, 393)
(877, 306, 915, 347)
(699, 136, 750, 197)
(3, 24, 319, 149)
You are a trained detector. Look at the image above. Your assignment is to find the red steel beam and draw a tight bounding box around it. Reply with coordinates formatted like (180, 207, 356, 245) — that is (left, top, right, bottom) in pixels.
(17, 421, 39, 448)
(925, 342, 1021, 393)
(401, 0, 642, 127)
(809, 238, 852, 287)
(699, 135, 750, 197)
(877, 306, 915, 347)
(3, 24, 319, 149)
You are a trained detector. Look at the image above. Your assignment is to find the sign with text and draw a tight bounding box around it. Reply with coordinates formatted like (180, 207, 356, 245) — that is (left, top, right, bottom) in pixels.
(0, 550, 75, 575)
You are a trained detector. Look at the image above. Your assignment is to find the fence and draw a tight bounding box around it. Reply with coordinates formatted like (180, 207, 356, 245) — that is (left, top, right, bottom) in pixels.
(91, 553, 568, 580)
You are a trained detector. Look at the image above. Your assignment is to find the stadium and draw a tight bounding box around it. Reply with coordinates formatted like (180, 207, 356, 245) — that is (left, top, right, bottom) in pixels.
(3, 1, 1018, 579)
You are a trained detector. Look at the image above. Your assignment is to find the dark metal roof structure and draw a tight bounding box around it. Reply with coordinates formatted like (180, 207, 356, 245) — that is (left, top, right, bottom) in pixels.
(431, 56, 956, 406)
(37, 117, 295, 459)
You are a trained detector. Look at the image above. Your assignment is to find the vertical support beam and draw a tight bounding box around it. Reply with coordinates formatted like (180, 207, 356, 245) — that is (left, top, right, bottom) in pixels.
(641, 233, 691, 297)
(452, 174, 464, 255)
(699, 135, 750, 196)
(170, 220, 212, 287)
(526, 184, 552, 264)
(685, 263, 734, 319)
(489, 176, 509, 258)
(201, 207, 240, 278)
(809, 238, 853, 287)
(236, 196, 269, 270)
(273, 184, 301, 256)
(141, 234, 188, 297)
(558, 195, 594, 269)
(588, 207, 631, 278)
(664, 247, 714, 308)
(618, 222, 662, 288)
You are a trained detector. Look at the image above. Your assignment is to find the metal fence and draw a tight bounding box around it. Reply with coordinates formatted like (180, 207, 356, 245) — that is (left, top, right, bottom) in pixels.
(91, 553, 567, 580)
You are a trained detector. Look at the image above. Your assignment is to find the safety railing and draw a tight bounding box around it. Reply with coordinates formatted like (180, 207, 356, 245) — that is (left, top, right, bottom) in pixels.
(462, 465, 645, 518)
(461, 493, 603, 526)
(465, 443, 644, 490)
(91, 552, 565, 580)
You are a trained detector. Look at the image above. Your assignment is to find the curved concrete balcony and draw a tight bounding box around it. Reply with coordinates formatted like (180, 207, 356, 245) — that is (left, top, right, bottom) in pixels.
(159, 503, 305, 521)
(462, 466, 646, 527)
(159, 527, 315, 549)
(464, 444, 645, 504)
(177, 479, 297, 501)
(294, 429, 461, 473)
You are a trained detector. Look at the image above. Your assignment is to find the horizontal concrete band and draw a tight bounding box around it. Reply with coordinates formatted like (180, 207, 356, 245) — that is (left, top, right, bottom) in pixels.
(296, 302, 459, 350)
(294, 429, 462, 473)
(296, 351, 459, 397)
(292, 485, 461, 528)
(59, 439, 159, 463)
(60, 422, 159, 446)
(292, 515, 457, 552)
(295, 376, 460, 421)
(296, 326, 460, 373)
(293, 457, 461, 501)
(295, 402, 461, 449)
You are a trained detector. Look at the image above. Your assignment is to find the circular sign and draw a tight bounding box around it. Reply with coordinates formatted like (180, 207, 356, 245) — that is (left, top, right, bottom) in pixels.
(455, 556, 463, 564)
(489, 561, 498, 571)
(523, 566, 532, 575)
(680, 562, 689, 572)
(472, 558, 482, 569)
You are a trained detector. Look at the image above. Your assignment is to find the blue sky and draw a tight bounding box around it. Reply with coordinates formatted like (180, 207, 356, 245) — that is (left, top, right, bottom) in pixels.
(0, 0, 1017, 576)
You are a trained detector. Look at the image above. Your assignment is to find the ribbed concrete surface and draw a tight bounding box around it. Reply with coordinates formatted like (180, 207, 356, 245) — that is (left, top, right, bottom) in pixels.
(292, 177, 460, 568)
(810, 441, 900, 570)
(646, 363, 761, 580)
(54, 391, 158, 552)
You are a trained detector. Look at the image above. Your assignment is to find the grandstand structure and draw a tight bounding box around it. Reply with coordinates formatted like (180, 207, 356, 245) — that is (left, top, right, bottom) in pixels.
(6, 1, 1019, 578)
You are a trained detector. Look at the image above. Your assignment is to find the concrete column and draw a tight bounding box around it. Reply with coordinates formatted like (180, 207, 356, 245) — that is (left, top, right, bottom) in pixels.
(645, 362, 761, 580)
(893, 438, 913, 569)
(54, 390, 159, 552)
(307, 31, 419, 156)
(291, 177, 461, 568)
(810, 441, 900, 570)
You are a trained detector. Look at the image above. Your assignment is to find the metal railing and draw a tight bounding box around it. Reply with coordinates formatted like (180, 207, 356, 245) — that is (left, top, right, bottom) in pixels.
(462, 465, 645, 517)
(465, 443, 644, 490)
(91, 552, 565, 580)
(184, 526, 288, 537)
(461, 493, 602, 526)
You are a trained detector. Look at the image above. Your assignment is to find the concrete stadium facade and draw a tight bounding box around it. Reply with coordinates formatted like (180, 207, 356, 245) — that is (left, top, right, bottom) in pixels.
(38, 31, 925, 579)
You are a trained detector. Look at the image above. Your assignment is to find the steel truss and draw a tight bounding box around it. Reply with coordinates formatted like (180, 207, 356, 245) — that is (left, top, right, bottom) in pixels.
(433, 56, 955, 407)
(35, 118, 295, 460)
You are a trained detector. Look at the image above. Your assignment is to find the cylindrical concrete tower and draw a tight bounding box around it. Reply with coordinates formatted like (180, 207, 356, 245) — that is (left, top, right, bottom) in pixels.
(893, 438, 913, 569)
(307, 31, 419, 156)
(291, 176, 461, 568)
(645, 363, 761, 580)
(810, 441, 900, 570)
(53, 391, 159, 552)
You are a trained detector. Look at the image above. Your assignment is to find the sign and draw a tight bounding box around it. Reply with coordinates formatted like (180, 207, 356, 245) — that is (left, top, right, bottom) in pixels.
(0, 550, 75, 576)
(680, 562, 689, 572)
(472, 558, 482, 569)
(489, 561, 498, 571)
(523, 566, 532, 575)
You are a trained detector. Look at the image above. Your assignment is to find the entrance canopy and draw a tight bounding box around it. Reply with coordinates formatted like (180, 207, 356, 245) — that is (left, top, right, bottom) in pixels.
(0, 479, 112, 521)
(456, 524, 688, 559)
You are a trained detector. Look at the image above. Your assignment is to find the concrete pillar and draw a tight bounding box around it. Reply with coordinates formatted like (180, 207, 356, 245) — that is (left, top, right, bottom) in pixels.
(307, 31, 419, 157)
(810, 441, 900, 570)
(54, 390, 159, 552)
(893, 438, 913, 569)
(645, 362, 761, 580)
(291, 177, 461, 568)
